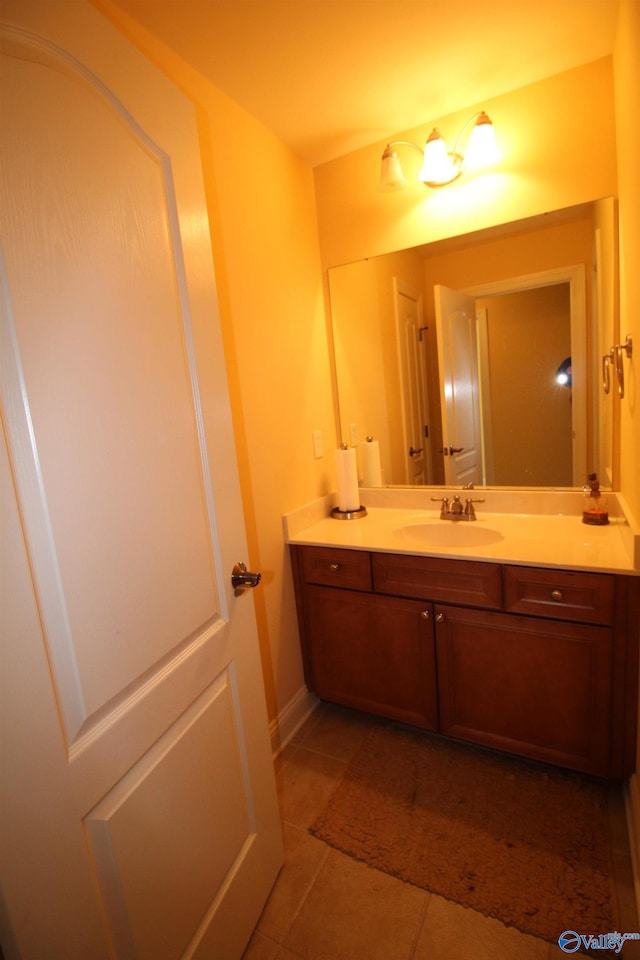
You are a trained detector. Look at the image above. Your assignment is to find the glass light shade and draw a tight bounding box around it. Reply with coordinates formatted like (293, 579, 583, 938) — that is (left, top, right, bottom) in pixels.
(418, 129, 460, 186)
(466, 112, 501, 169)
(379, 147, 409, 189)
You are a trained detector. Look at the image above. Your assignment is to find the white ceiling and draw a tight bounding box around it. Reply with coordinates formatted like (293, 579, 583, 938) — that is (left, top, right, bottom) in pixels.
(110, 0, 620, 166)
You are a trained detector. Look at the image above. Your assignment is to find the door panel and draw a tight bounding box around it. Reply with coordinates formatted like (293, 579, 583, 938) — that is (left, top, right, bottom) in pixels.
(84, 676, 251, 960)
(2, 39, 220, 739)
(0, 4, 282, 957)
(433, 284, 482, 486)
(394, 282, 430, 484)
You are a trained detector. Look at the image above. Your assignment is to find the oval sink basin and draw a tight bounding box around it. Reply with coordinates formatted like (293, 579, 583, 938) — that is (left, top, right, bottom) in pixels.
(395, 522, 504, 548)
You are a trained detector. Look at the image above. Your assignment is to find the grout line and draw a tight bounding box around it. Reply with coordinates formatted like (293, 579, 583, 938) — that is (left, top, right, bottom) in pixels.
(406, 891, 432, 960)
(275, 946, 306, 960)
(269, 824, 332, 949)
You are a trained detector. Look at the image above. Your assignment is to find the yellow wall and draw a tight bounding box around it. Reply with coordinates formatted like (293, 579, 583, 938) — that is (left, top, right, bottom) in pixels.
(477, 285, 573, 486)
(94, 0, 639, 743)
(332, 214, 598, 488)
(93, 0, 334, 732)
(314, 58, 617, 270)
(330, 261, 392, 476)
(613, 0, 640, 774)
(315, 46, 640, 512)
(422, 215, 596, 481)
(614, 0, 640, 530)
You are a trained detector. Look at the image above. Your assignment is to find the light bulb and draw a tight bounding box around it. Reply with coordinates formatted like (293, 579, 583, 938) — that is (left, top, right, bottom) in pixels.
(418, 129, 460, 186)
(466, 112, 501, 170)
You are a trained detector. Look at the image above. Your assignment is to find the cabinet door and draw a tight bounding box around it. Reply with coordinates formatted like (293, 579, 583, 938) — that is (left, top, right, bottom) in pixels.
(435, 606, 612, 776)
(306, 586, 438, 730)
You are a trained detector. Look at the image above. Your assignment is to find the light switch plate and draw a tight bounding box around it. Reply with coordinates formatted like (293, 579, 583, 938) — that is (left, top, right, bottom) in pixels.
(312, 430, 323, 459)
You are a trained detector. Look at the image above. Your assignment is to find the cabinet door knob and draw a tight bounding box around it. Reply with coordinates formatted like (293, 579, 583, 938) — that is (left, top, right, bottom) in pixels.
(329, 563, 340, 572)
(435, 612, 445, 623)
(420, 610, 430, 620)
(551, 589, 563, 602)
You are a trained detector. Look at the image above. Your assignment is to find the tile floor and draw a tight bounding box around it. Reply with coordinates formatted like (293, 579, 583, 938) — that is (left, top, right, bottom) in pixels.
(242, 702, 640, 960)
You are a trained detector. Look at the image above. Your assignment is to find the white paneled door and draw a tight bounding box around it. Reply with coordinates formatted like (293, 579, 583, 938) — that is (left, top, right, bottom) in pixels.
(0, 3, 282, 958)
(394, 282, 429, 485)
(433, 284, 483, 487)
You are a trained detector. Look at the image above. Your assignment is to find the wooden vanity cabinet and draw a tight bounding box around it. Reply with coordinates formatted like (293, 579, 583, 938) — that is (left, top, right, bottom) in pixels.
(434, 604, 613, 774)
(293, 546, 438, 729)
(291, 544, 640, 779)
(305, 586, 438, 730)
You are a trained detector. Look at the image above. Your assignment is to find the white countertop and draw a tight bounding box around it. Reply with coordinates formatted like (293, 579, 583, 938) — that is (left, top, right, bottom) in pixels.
(284, 489, 640, 575)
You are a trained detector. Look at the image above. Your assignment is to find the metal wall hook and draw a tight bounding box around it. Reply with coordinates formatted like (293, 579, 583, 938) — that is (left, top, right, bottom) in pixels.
(603, 336, 632, 399)
(619, 333, 633, 359)
(602, 348, 614, 395)
(614, 335, 633, 399)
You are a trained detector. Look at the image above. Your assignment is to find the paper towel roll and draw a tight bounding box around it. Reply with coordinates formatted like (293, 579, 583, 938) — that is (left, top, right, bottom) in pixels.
(334, 447, 360, 512)
(360, 438, 382, 487)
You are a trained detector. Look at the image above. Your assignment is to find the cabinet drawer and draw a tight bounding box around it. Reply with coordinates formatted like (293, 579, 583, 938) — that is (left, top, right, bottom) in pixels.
(298, 545, 372, 591)
(503, 566, 615, 625)
(372, 553, 502, 608)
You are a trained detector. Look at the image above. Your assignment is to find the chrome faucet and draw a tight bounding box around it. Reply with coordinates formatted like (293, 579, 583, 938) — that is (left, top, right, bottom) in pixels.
(431, 493, 485, 521)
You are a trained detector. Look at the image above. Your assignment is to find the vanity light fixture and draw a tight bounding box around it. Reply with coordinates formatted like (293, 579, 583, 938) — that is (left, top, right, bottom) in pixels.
(379, 111, 501, 189)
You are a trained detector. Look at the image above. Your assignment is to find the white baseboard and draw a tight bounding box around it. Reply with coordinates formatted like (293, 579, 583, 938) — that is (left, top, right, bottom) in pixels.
(625, 774, 640, 917)
(269, 685, 319, 758)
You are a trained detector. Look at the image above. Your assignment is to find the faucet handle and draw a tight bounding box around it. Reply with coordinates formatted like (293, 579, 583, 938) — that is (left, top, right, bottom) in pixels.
(431, 496, 450, 519)
(464, 497, 485, 520)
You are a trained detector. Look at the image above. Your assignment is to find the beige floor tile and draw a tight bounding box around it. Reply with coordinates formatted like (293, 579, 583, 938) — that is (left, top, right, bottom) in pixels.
(288, 701, 326, 747)
(242, 930, 279, 960)
(608, 787, 640, 946)
(294, 704, 372, 761)
(283, 848, 427, 960)
(278, 746, 347, 829)
(412, 894, 551, 960)
(269, 704, 640, 960)
(257, 823, 329, 942)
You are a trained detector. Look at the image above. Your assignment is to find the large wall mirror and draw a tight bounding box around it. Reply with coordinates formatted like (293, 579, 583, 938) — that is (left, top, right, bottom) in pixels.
(329, 198, 618, 490)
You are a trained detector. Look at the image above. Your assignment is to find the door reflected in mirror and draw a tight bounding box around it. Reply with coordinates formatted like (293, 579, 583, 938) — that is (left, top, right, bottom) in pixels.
(329, 199, 618, 490)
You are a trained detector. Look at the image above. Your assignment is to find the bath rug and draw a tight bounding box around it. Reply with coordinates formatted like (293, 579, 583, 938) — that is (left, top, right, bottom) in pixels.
(310, 723, 620, 946)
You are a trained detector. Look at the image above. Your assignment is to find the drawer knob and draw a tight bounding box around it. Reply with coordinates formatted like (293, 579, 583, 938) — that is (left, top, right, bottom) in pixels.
(420, 610, 430, 620)
(551, 589, 563, 602)
(329, 563, 340, 572)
